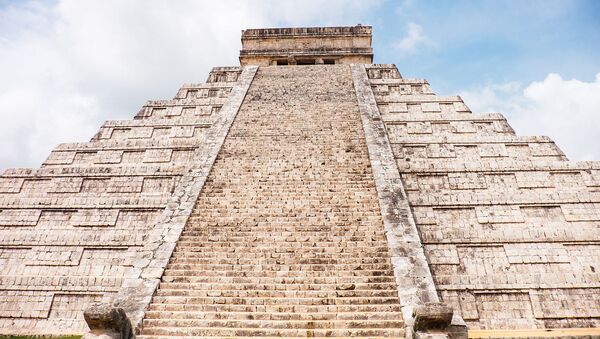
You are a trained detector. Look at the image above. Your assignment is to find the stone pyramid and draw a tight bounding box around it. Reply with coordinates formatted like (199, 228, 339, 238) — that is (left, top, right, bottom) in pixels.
(0, 25, 599, 339)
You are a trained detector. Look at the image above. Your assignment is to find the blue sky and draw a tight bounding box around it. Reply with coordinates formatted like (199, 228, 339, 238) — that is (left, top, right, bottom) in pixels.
(371, 0, 600, 94)
(0, 0, 599, 167)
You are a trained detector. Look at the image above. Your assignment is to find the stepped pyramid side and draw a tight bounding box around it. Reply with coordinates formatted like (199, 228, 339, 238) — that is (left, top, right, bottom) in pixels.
(0, 66, 248, 334)
(366, 64, 600, 331)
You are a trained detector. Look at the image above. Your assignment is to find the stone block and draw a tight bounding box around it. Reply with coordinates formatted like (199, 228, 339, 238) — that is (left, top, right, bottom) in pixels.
(83, 302, 132, 339)
(413, 302, 454, 332)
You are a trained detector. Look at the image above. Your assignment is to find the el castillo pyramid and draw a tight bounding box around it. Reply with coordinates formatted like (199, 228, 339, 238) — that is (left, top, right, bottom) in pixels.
(0, 25, 599, 339)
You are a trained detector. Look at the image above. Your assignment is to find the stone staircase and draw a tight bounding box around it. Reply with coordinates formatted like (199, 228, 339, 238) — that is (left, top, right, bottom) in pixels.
(138, 65, 405, 338)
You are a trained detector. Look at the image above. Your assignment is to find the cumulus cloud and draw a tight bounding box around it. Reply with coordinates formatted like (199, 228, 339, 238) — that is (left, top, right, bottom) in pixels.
(394, 22, 436, 56)
(460, 73, 600, 160)
(0, 0, 381, 168)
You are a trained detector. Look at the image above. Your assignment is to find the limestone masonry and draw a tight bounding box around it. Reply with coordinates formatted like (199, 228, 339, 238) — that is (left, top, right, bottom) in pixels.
(0, 25, 599, 339)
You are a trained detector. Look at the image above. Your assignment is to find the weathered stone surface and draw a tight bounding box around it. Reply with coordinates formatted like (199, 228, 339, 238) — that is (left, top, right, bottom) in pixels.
(0, 66, 250, 335)
(413, 303, 453, 331)
(365, 63, 600, 332)
(110, 66, 257, 334)
(83, 302, 131, 339)
(1, 25, 600, 337)
(448, 314, 469, 339)
(411, 303, 468, 339)
(352, 64, 448, 337)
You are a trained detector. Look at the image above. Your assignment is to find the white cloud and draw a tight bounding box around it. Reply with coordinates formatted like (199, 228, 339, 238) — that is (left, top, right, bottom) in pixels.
(0, 0, 380, 168)
(460, 73, 600, 160)
(394, 22, 436, 56)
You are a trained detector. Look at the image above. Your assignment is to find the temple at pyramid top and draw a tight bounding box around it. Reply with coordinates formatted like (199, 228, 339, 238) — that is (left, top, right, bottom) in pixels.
(239, 25, 373, 66)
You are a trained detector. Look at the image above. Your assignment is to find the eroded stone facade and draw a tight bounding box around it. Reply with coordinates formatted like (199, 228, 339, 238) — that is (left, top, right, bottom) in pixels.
(365, 64, 600, 332)
(0, 25, 599, 338)
(0, 66, 249, 335)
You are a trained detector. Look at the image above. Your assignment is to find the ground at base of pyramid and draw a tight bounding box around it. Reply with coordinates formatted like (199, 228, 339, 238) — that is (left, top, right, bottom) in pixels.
(0, 25, 599, 339)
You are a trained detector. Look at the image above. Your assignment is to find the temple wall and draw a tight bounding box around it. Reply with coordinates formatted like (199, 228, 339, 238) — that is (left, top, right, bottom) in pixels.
(240, 25, 372, 66)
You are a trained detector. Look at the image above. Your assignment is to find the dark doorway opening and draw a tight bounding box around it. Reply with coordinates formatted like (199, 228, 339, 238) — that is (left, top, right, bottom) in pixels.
(297, 59, 316, 65)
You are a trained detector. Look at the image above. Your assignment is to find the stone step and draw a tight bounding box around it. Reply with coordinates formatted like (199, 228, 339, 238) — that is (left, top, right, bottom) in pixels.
(171, 245, 391, 252)
(168, 253, 391, 260)
(168, 257, 391, 265)
(143, 310, 402, 321)
(146, 303, 403, 314)
(165, 251, 394, 260)
(157, 282, 396, 291)
(142, 318, 403, 330)
(180, 229, 385, 236)
(176, 235, 389, 242)
(174, 239, 389, 245)
(181, 227, 385, 234)
(161, 269, 394, 278)
(139, 337, 397, 339)
(149, 296, 400, 306)
(164, 263, 392, 271)
(162, 275, 396, 285)
(139, 326, 404, 337)
(154, 289, 398, 298)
